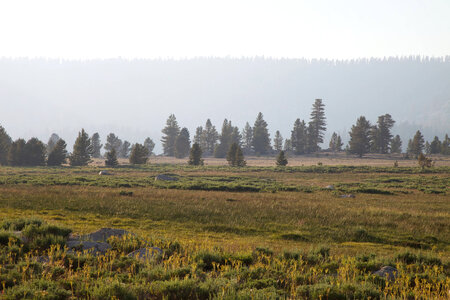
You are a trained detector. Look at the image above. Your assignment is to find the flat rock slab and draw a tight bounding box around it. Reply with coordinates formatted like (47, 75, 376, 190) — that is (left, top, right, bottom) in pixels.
(340, 194, 355, 198)
(373, 266, 398, 281)
(155, 174, 179, 181)
(99, 171, 113, 175)
(128, 247, 163, 261)
(67, 240, 112, 255)
(81, 228, 131, 242)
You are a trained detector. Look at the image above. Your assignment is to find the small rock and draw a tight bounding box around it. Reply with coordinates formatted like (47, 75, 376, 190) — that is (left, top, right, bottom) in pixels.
(155, 174, 179, 181)
(340, 194, 355, 198)
(82, 228, 131, 242)
(128, 247, 163, 261)
(325, 185, 335, 190)
(373, 266, 398, 281)
(99, 170, 113, 175)
(66, 240, 112, 255)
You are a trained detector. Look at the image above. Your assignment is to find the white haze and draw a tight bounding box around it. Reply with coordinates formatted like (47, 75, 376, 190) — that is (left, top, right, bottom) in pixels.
(0, 57, 449, 154)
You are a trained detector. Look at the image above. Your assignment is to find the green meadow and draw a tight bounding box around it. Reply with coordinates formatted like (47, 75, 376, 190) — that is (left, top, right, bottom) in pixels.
(0, 164, 449, 299)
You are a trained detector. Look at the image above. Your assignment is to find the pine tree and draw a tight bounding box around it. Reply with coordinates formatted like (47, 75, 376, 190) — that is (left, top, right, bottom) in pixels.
(91, 133, 103, 158)
(276, 150, 288, 166)
(376, 114, 395, 154)
(120, 141, 131, 158)
(429, 136, 441, 154)
(203, 119, 219, 155)
(8, 139, 26, 166)
(369, 125, 380, 153)
(129, 143, 149, 164)
(46, 133, 60, 155)
(105, 148, 119, 167)
(144, 138, 155, 156)
(193, 126, 204, 150)
(214, 119, 234, 158)
(47, 139, 68, 166)
(69, 129, 93, 166)
(406, 139, 413, 155)
(291, 119, 307, 155)
(242, 122, 253, 154)
(329, 132, 343, 152)
(188, 143, 203, 166)
(226, 142, 246, 167)
(252, 112, 271, 155)
(104, 133, 123, 154)
(175, 128, 191, 158)
(234, 145, 246, 167)
(273, 131, 283, 152)
(411, 130, 425, 157)
(308, 99, 326, 152)
(231, 127, 242, 146)
(283, 139, 293, 153)
(0, 124, 12, 165)
(161, 114, 180, 156)
(348, 116, 371, 157)
(24, 138, 46, 166)
(390, 135, 402, 153)
(441, 134, 450, 155)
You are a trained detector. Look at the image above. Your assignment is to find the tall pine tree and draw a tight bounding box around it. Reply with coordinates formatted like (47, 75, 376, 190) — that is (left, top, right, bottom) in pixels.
(161, 114, 180, 156)
(273, 131, 283, 152)
(91, 133, 103, 158)
(348, 116, 371, 157)
(242, 122, 253, 154)
(291, 119, 307, 155)
(411, 130, 425, 157)
(214, 119, 234, 158)
(252, 112, 271, 155)
(0, 124, 12, 165)
(69, 129, 93, 166)
(308, 99, 326, 152)
(175, 128, 191, 158)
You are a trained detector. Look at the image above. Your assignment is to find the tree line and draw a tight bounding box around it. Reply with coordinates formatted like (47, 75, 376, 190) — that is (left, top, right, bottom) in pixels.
(0, 99, 449, 167)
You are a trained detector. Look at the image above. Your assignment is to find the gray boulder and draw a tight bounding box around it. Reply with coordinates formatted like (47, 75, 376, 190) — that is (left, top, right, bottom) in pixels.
(128, 247, 163, 261)
(81, 228, 131, 242)
(155, 174, 179, 181)
(66, 240, 112, 255)
(373, 266, 398, 281)
(340, 194, 355, 198)
(99, 170, 113, 175)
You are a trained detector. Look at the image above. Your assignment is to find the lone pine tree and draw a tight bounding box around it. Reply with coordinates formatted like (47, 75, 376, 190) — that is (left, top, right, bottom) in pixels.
(252, 112, 271, 155)
(308, 99, 326, 152)
(349, 116, 371, 157)
(69, 129, 93, 166)
(188, 143, 204, 166)
(161, 114, 180, 156)
(276, 150, 288, 166)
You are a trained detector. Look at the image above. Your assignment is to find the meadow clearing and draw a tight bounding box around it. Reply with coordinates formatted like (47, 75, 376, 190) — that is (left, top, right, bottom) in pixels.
(0, 157, 449, 298)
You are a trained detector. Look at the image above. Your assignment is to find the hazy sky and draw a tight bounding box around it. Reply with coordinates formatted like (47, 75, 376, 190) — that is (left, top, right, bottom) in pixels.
(1, 0, 449, 59)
